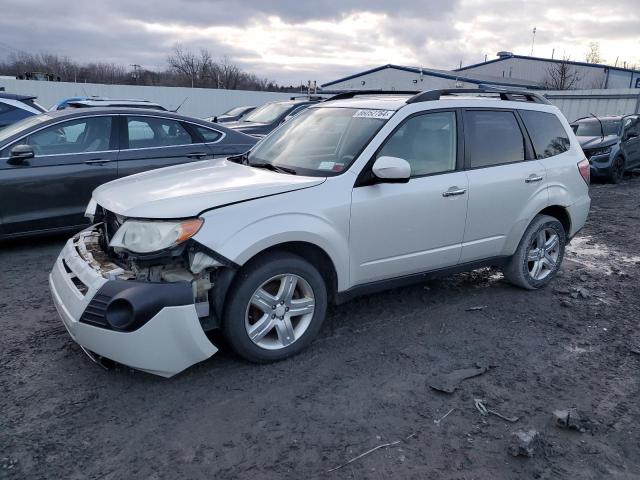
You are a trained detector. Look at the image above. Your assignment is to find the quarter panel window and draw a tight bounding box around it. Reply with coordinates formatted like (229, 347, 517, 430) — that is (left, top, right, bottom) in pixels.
(377, 111, 457, 177)
(126, 116, 194, 149)
(195, 125, 223, 143)
(519, 110, 570, 159)
(466, 110, 525, 168)
(24, 116, 113, 156)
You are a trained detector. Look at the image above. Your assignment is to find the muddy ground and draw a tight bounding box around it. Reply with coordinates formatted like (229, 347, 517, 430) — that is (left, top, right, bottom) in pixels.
(2, 177, 640, 480)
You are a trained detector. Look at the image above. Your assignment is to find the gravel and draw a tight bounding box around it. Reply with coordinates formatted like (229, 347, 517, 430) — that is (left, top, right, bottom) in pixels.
(2, 177, 640, 479)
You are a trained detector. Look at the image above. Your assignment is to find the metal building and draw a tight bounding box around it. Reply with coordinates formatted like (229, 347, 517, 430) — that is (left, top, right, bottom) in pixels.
(456, 52, 640, 90)
(321, 64, 540, 92)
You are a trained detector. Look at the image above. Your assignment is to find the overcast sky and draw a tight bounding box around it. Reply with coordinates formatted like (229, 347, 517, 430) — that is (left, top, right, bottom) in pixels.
(1, 0, 639, 85)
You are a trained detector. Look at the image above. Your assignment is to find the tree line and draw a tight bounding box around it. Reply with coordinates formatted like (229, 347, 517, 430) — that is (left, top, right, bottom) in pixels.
(0, 45, 302, 92)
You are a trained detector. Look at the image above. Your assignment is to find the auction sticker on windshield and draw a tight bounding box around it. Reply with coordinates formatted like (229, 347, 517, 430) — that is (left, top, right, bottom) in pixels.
(352, 109, 395, 120)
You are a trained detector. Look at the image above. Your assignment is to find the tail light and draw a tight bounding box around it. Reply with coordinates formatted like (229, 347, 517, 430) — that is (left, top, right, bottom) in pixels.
(577, 158, 590, 185)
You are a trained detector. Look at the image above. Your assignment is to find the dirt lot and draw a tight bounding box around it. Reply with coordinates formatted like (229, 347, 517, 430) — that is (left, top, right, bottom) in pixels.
(2, 177, 640, 480)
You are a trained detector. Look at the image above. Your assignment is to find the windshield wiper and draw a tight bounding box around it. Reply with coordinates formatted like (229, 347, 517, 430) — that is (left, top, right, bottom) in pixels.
(250, 162, 297, 175)
(228, 151, 249, 164)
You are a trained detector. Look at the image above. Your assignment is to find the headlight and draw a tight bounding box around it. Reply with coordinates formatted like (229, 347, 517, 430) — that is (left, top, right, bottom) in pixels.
(109, 218, 203, 253)
(588, 146, 612, 157)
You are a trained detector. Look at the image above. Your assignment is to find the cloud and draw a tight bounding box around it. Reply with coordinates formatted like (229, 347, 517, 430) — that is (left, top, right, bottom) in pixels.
(0, 0, 638, 84)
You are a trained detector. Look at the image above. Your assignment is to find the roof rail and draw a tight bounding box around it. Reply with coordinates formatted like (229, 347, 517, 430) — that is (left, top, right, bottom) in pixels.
(289, 95, 325, 101)
(406, 86, 551, 105)
(326, 90, 420, 102)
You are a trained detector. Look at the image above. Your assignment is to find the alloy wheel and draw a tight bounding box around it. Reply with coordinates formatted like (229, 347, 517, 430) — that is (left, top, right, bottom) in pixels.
(245, 274, 315, 350)
(526, 228, 560, 281)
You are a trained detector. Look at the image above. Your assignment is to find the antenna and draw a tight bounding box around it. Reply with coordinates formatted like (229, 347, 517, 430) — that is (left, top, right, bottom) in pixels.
(172, 97, 188, 113)
(530, 27, 537, 56)
(551, 48, 555, 59)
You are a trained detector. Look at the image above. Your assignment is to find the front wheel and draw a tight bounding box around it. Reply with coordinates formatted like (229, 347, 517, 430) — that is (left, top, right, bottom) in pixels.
(222, 252, 327, 363)
(608, 156, 625, 184)
(503, 214, 566, 290)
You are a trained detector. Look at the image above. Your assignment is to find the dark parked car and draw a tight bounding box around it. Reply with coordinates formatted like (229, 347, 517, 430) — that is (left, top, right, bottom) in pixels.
(572, 115, 640, 183)
(0, 93, 47, 128)
(0, 108, 257, 239)
(224, 96, 323, 137)
(204, 105, 256, 124)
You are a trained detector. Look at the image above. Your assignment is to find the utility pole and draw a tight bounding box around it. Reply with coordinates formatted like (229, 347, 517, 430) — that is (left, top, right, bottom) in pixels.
(130, 64, 141, 84)
(530, 27, 537, 56)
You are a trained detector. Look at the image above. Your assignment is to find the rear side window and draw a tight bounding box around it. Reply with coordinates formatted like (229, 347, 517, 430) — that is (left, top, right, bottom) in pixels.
(520, 110, 570, 159)
(125, 116, 194, 149)
(195, 125, 223, 143)
(0, 102, 16, 114)
(465, 110, 525, 168)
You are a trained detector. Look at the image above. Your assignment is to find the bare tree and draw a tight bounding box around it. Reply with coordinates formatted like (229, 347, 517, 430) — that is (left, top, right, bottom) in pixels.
(167, 44, 203, 88)
(585, 42, 604, 64)
(543, 57, 582, 90)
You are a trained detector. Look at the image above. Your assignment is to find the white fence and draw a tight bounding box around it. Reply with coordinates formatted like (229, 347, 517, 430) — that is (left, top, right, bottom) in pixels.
(0, 78, 294, 118)
(543, 89, 640, 122)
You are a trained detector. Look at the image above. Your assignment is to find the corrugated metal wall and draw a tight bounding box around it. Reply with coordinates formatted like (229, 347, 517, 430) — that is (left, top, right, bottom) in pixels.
(543, 89, 640, 122)
(0, 78, 293, 118)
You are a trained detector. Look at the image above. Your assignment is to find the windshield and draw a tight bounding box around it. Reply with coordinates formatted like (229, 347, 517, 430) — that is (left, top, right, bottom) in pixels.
(243, 102, 293, 123)
(573, 120, 621, 137)
(223, 106, 250, 117)
(0, 114, 50, 143)
(247, 107, 393, 176)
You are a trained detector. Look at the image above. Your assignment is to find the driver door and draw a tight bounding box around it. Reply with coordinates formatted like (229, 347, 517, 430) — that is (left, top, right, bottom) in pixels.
(349, 111, 468, 285)
(0, 115, 118, 235)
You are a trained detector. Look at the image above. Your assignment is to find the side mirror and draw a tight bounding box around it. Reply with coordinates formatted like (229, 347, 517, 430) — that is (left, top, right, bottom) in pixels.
(8, 144, 35, 165)
(371, 156, 411, 183)
(624, 131, 638, 141)
(213, 116, 218, 123)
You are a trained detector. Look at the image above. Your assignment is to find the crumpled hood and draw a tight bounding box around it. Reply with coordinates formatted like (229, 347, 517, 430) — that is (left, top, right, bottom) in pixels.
(577, 135, 619, 150)
(93, 159, 324, 218)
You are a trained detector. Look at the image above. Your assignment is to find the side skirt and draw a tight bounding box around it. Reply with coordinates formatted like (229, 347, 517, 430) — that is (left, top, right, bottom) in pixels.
(335, 256, 509, 305)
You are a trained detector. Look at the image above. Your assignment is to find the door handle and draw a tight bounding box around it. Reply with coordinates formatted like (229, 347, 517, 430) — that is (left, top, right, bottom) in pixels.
(442, 187, 467, 197)
(84, 159, 112, 165)
(187, 152, 208, 159)
(525, 174, 543, 183)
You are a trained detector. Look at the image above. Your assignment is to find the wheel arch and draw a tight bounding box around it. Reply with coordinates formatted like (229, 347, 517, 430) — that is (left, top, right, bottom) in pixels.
(538, 205, 571, 236)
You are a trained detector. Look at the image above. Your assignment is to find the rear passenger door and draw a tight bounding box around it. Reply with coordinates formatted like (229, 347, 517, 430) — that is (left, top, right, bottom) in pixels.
(116, 115, 215, 178)
(460, 109, 548, 263)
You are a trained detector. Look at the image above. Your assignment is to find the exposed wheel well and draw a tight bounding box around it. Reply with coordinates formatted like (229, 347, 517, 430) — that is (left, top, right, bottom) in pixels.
(244, 242, 339, 303)
(539, 205, 571, 236)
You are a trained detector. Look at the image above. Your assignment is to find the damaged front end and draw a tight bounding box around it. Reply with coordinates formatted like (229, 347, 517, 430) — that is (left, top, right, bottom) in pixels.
(92, 207, 238, 333)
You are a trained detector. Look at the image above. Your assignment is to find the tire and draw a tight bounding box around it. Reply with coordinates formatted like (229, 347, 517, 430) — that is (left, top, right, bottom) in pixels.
(222, 251, 327, 363)
(608, 156, 625, 184)
(503, 214, 566, 290)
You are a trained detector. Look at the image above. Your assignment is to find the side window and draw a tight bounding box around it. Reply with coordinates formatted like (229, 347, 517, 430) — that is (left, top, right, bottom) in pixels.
(465, 110, 525, 168)
(623, 116, 639, 137)
(377, 111, 457, 177)
(519, 110, 570, 159)
(24, 116, 113, 156)
(0, 102, 16, 114)
(195, 125, 223, 143)
(125, 116, 194, 149)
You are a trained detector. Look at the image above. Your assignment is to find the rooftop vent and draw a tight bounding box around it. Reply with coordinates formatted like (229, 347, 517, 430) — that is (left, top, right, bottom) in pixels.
(497, 51, 514, 58)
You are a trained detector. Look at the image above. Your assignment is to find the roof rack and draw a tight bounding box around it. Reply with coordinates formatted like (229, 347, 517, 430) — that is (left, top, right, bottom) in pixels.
(407, 86, 550, 105)
(326, 90, 420, 102)
(289, 95, 325, 101)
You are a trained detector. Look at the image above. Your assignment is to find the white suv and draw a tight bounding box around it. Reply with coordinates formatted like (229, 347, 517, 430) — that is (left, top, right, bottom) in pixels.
(49, 88, 591, 377)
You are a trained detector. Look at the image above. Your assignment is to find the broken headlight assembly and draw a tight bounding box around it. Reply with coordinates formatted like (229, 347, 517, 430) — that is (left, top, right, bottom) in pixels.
(109, 218, 203, 254)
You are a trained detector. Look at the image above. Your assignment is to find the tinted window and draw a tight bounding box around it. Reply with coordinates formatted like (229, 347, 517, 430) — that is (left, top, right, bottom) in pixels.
(195, 125, 223, 143)
(0, 102, 16, 114)
(466, 110, 525, 168)
(378, 111, 457, 176)
(520, 110, 570, 159)
(573, 119, 621, 137)
(622, 116, 639, 137)
(126, 116, 194, 149)
(25, 116, 113, 156)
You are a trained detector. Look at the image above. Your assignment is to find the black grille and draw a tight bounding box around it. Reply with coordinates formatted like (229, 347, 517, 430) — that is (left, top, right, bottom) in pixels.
(80, 293, 111, 328)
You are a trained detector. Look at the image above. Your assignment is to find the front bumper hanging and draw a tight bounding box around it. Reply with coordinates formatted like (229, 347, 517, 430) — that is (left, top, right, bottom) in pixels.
(49, 227, 218, 377)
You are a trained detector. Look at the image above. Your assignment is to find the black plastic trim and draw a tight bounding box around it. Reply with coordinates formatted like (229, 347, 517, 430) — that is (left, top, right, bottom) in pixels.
(335, 256, 508, 304)
(80, 279, 193, 332)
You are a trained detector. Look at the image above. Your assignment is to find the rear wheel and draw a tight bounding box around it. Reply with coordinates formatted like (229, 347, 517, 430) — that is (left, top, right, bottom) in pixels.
(503, 214, 566, 290)
(608, 156, 625, 184)
(222, 252, 327, 363)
